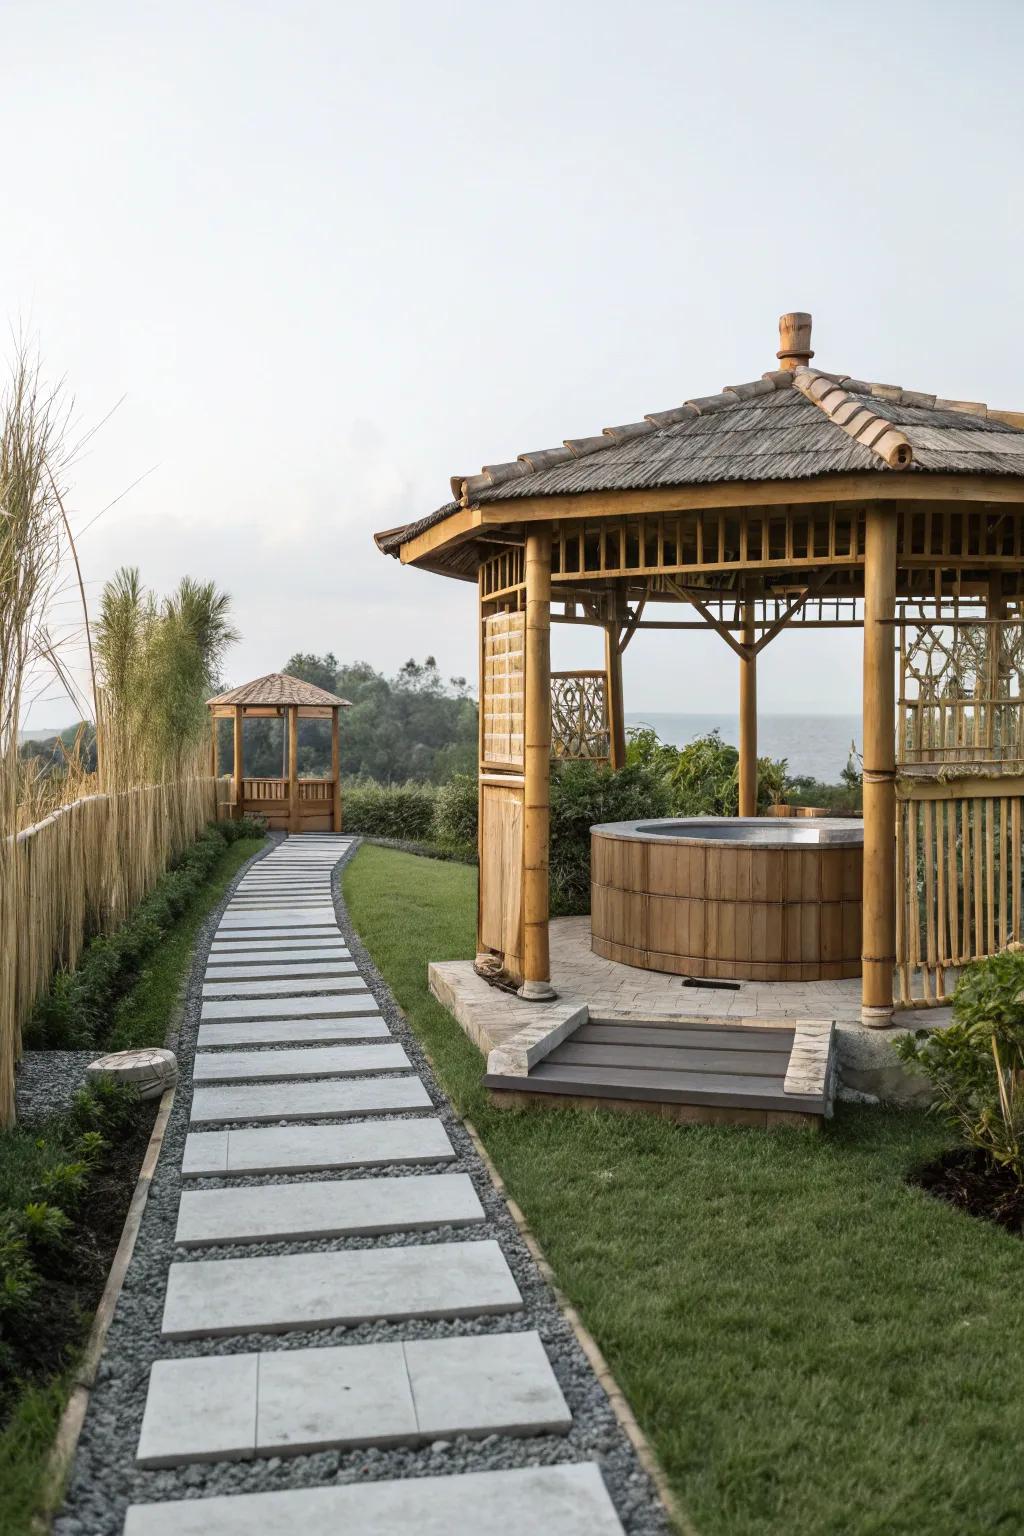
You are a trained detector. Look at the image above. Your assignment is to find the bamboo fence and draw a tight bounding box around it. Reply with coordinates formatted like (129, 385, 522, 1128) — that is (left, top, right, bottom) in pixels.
(0, 774, 218, 1125)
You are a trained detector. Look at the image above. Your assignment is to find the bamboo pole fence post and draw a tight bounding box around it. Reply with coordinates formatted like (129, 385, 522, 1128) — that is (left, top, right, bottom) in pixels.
(331, 706, 342, 832)
(288, 704, 300, 834)
(232, 707, 244, 821)
(862, 505, 898, 1024)
(604, 623, 627, 770)
(738, 596, 757, 816)
(521, 529, 555, 998)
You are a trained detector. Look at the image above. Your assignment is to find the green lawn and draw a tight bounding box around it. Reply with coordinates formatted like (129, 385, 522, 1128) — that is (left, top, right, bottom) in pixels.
(0, 831, 264, 1534)
(344, 843, 1024, 1536)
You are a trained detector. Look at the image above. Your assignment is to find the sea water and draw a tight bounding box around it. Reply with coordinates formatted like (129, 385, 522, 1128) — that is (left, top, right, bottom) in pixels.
(625, 712, 861, 784)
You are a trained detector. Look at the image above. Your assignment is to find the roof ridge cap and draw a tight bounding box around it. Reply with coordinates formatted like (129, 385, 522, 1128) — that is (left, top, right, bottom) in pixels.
(793, 366, 913, 470)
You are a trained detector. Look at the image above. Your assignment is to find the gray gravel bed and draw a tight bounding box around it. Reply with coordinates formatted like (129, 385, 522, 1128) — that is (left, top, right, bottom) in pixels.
(56, 837, 671, 1536)
(15, 1050, 98, 1125)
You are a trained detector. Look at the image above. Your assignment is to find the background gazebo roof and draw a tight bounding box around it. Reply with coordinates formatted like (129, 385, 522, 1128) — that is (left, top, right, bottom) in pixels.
(376, 358, 1024, 557)
(207, 673, 352, 708)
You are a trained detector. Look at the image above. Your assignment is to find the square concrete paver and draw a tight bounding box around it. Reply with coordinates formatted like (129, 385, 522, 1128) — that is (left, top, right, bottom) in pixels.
(405, 1331, 571, 1438)
(123, 1463, 625, 1535)
(161, 1239, 522, 1338)
(181, 1118, 456, 1177)
(189, 1075, 432, 1125)
(191, 1043, 410, 1084)
(174, 1173, 484, 1245)
(136, 1354, 258, 1467)
(196, 1017, 389, 1049)
(255, 1342, 415, 1454)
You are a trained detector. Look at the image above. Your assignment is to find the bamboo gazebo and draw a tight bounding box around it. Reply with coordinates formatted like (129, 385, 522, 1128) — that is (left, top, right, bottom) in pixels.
(377, 313, 1024, 1024)
(207, 673, 351, 833)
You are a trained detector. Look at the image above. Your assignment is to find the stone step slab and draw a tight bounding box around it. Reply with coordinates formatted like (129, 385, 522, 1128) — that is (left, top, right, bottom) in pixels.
(192, 1043, 410, 1084)
(124, 1463, 624, 1535)
(204, 961, 355, 981)
(161, 1238, 522, 1338)
(211, 927, 341, 942)
(219, 910, 337, 927)
(200, 995, 376, 1022)
(182, 1117, 455, 1177)
(174, 1172, 484, 1245)
(196, 1017, 389, 1050)
(190, 1075, 432, 1125)
(201, 975, 360, 999)
(207, 947, 350, 964)
(137, 1330, 568, 1466)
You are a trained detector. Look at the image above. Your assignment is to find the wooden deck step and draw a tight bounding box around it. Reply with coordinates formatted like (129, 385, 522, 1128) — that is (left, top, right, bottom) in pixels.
(483, 1017, 834, 1128)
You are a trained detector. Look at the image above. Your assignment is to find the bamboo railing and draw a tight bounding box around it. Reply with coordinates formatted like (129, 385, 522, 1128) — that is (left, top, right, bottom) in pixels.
(0, 775, 218, 1125)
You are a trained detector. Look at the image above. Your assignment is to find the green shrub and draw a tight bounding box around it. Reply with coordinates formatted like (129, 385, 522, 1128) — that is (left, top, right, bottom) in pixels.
(343, 780, 437, 840)
(548, 759, 673, 916)
(25, 821, 267, 1051)
(627, 726, 790, 815)
(434, 773, 478, 846)
(895, 949, 1024, 1181)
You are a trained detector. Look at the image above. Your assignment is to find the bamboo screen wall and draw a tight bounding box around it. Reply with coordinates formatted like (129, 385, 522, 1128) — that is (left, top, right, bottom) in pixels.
(0, 775, 217, 1125)
(481, 611, 525, 769)
(551, 671, 610, 762)
(895, 617, 1024, 1006)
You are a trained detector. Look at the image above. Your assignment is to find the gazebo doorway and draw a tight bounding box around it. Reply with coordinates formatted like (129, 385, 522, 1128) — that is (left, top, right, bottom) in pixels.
(207, 673, 351, 832)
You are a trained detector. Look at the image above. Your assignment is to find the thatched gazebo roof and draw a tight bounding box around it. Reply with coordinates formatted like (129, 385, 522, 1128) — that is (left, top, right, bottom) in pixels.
(376, 359, 1024, 561)
(207, 673, 351, 709)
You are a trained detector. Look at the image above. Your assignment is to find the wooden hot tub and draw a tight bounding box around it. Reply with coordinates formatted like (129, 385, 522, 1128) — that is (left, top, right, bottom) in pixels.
(590, 817, 863, 982)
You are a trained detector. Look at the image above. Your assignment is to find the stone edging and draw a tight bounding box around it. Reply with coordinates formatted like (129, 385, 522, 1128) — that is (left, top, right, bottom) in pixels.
(485, 1004, 588, 1077)
(783, 1019, 836, 1105)
(462, 1118, 696, 1536)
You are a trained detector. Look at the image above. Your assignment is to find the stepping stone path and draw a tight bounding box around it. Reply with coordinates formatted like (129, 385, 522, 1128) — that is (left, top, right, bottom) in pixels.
(114, 834, 631, 1533)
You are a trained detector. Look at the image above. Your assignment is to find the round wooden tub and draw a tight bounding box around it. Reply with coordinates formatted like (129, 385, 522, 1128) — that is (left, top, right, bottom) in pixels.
(590, 817, 863, 982)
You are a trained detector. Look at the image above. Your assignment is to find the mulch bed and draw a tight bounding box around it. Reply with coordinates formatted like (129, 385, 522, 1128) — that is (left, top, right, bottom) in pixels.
(1, 1102, 156, 1424)
(911, 1148, 1024, 1235)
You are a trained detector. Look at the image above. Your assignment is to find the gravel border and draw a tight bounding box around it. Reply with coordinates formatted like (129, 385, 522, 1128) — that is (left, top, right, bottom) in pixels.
(55, 836, 671, 1536)
(15, 1051, 98, 1125)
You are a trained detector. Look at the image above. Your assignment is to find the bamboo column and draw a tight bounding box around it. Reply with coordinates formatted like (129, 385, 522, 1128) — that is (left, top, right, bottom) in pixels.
(288, 704, 300, 834)
(986, 574, 1003, 755)
(605, 623, 627, 770)
(521, 529, 555, 998)
(331, 706, 342, 832)
(209, 714, 218, 779)
(232, 707, 244, 821)
(738, 598, 757, 816)
(861, 505, 898, 1024)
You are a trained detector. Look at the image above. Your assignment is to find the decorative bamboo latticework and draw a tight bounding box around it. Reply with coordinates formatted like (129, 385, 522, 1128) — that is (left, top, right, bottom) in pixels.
(0, 775, 217, 1124)
(550, 671, 610, 762)
(895, 614, 1024, 1005)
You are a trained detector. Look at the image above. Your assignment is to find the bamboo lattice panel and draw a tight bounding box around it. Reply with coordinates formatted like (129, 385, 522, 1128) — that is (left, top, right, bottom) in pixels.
(899, 618, 1024, 767)
(896, 786, 1023, 1005)
(551, 671, 610, 762)
(482, 611, 525, 769)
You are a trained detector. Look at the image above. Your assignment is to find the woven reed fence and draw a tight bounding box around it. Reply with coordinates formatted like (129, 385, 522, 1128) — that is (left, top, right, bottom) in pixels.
(0, 774, 218, 1125)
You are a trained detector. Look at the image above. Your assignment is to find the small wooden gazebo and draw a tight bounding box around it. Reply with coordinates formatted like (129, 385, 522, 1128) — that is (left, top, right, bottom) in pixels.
(207, 673, 351, 833)
(377, 311, 1024, 1024)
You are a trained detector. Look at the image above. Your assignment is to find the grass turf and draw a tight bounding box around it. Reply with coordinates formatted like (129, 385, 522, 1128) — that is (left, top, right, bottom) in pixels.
(0, 832, 264, 1533)
(344, 843, 1024, 1536)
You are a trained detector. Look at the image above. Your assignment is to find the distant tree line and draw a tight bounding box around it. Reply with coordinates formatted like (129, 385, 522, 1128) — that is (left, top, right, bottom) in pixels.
(233, 653, 478, 784)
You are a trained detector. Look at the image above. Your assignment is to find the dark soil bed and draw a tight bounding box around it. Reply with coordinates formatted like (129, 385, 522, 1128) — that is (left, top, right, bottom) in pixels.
(1, 1100, 156, 1425)
(912, 1148, 1024, 1235)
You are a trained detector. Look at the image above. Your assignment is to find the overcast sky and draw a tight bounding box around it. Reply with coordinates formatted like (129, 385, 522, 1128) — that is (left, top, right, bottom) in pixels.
(6, 0, 1023, 732)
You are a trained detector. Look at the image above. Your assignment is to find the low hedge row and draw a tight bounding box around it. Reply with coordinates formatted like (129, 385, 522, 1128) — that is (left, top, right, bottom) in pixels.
(25, 816, 267, 1052)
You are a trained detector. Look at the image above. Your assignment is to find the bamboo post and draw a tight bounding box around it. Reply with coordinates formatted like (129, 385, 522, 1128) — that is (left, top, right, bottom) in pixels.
(861, 504, 897, 1024)
(738, 598, 757, 816)
(288, 704, 300, 834)
(521, 529, 555, 999)
(232, 706, 244, 821)
(604, 623, 627, 770)
(986, 574, 1003, 755)
(209, 713, 218, 778)
(331, 706, 342, 832)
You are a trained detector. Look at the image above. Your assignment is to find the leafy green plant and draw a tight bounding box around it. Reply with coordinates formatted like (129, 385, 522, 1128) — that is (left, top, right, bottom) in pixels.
(433, 772, 477, 845)
(342, 780, 438, 840)
(18, 1203, 69, 1249)
(549, 759, 673, 915)
(896, 949, 1024, 1181)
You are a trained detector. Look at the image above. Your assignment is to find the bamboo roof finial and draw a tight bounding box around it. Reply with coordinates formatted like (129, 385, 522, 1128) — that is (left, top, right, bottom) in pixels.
(777, 312, 814, 371)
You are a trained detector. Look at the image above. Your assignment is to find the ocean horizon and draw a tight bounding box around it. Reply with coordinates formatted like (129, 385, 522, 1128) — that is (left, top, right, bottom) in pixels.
(625, 712, 860, 784)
